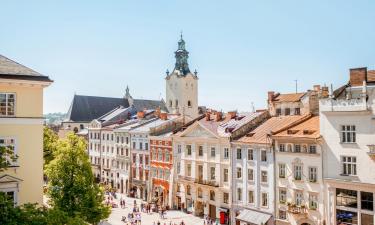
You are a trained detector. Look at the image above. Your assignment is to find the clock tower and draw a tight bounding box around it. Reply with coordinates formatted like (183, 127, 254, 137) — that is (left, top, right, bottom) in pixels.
(165, 35, 199, 120)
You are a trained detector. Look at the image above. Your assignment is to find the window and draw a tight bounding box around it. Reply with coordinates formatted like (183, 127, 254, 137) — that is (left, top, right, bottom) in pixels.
(188, 100, 191, 107)
(126, 137, 129, 144)
(223, 193, 229, 204)
(309, 145, 317, 154)
(247, 149, 254, 160)
(309, 167, 317, 182)
(210, 147, 215, 157)
(342, 156, 357, 176)
(187, 164, 191, 177)
(139, 142, 143, 150)
(341, 125, 356, 143)
(248, 190, 254, 204)
(133, 142, 136, 149)
(223, 168, 228, 182)
(285, 108, 290, 115)
(261, 171, 268, 183)
(236, 148, 242, 159)
(198, 188, 203, 198)
(4, 191, 16, 205)
(296, 192, 303, 206)
(169, 100, 172, 107)
(177, 144, 181, 153)
(294, 144, 301, 153)
(158, 149, 163, 161)
(287, 144, 292, 152)
(0, 93, 15, 116)
(145, 143, 148, 150)
(247, 169, 254, 181)
(210, 167, 215, 180)
(223, 148, 229, 159)
(237, 188, 242, 201)
(279, 164, 286, 178)
(117, 136, 119, 143)
(294, 108, 300, 115)
(279, 209, 287, 220)
(309, 194, 318, 210)
(261, 150, 267, 162)
(337, 209, 358, 225)
(337, 189, 357, 208)
(361, 214, 374, 225)
(276, 108, 281, 116)
(177, 162, 181, 174)
(294, 165, 302, 180)
(0, 137, 16, 165)
(261, 193, 268, 207)
(175, 100, 178, 107)
(198, 145, 203, 156)
(186, 185, 191, 195)
(361, 192, 373, 211)
(165, 151, 170, 162)
(236, 167, 242, 179)
(186, 145, 192, 156)
(210, 190, 215, 201)
(279, 144, 285, 152)
(279, 189, 286, 204)
(152, 150, 157, 160)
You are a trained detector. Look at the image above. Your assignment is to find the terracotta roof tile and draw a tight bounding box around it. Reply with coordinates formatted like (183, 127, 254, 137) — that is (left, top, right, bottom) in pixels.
(368, 70, 375, 82)
(273, 93, 305, 102)
(272, 115, 320, 139)
(237, 115, 306, 144)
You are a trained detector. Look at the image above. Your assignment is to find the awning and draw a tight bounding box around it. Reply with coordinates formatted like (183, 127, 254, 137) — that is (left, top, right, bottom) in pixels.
(236, 209, 271, 225)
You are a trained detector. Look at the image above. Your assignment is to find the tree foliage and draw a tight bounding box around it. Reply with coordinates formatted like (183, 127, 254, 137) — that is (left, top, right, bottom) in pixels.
(0, 192, 86, 225)
(43, 126, 59, 166)
(45, 133, 110, 224)
(0, 145, 18, 172)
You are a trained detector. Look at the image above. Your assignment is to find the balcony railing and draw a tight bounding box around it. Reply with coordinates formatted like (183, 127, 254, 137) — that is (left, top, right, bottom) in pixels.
(368, 145, 375, 160)
(115, 155, 128, 160)
(320, 98, 368, 112)
(194, 178, 219, 187)
(178, 175, 194, 182)
(287, 203, 307, 214)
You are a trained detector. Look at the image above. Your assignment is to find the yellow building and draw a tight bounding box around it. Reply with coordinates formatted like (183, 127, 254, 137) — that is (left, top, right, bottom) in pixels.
(0, 55, 52, 205)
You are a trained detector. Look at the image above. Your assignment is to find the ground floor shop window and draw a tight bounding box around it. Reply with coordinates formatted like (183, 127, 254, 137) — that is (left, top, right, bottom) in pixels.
(361, 191, 374, 211)
(361, 213, 374, 225)
(336, 188, 357, 208)
(336, 209, 357, 225)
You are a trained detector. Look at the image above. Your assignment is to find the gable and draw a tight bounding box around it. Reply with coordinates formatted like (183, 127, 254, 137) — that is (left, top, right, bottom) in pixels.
(181, 124, 218, 139)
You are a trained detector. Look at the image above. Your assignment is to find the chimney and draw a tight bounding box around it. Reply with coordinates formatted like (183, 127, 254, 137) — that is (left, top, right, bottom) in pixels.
(268, 91, 275, 102)
(160, 112, 168, 120)
(226, 111, 237, 120)
(137, 111, 145, 119)
(205, 112, 211, 121)
(350, 67, 367, 87)
(215, 112, 222, 121)
(313, 85, 321, 92)
(321, 86, 329, 98)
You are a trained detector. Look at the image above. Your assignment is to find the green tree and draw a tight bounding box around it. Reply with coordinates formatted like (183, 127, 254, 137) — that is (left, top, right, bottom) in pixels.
(45, 133, 110, 224)
(0, 145, 17, 172)
(43, 126, 59, 166)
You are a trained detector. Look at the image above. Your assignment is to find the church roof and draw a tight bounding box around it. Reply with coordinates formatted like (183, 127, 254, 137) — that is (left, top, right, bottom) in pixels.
(0, 54, 52, 82)
(65, 95, 167, 123)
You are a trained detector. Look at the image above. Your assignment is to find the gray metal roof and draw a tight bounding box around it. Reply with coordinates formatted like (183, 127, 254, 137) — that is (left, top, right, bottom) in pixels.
(0, 54, 52, 82)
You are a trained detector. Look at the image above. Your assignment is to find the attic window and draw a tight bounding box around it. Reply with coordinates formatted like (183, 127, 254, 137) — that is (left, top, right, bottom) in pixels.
(236, 116, 245, 120)
(246, 133, 255, 137)
(303, 130, 315, 135)
(287, 130, 298, 134)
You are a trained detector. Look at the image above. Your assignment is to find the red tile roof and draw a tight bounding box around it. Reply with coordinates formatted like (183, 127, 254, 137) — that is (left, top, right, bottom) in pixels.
(273, 93, 305, 102)
(272, 115, 320, 139)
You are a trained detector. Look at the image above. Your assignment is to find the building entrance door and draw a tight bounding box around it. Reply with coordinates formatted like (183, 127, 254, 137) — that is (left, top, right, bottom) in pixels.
(209, 204, 216, 219)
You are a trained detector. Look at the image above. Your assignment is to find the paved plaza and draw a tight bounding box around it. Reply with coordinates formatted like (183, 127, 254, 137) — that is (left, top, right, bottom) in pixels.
(103, 194, 205, 225)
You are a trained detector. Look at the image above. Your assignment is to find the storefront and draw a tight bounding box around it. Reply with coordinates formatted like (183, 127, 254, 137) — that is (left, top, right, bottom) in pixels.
(195, 201, 204, 217)
(219, 207, 230, 224)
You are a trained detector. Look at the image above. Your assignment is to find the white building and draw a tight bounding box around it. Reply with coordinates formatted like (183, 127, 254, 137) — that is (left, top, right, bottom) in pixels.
(173, 110, 268, 224)
(165, 35, 199, 120)
(320, 67, 375, 225)
(272, 115, 325, 225)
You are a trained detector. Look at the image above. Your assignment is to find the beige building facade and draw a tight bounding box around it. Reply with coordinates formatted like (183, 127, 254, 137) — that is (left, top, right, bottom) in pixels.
(0, 55, 52, 205)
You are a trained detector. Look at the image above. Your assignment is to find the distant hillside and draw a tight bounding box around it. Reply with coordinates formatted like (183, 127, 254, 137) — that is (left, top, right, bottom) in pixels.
(44, 112, 66, 125)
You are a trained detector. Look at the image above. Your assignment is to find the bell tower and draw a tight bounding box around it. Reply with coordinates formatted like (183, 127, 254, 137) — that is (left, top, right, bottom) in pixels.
(165, 35, 199, 120)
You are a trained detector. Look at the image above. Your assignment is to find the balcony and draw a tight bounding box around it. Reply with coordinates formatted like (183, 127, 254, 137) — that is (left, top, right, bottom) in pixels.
(320, 98, 368, 112)
(178, 175, 194, 182)
(368, 145, 375, 160)
(115, 155, 128, 161)
(287, 203, 307, 214)
(194, 178, 219, 187)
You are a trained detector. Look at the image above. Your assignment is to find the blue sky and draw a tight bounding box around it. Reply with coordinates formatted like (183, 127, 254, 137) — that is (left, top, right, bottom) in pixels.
(1, 1, 375, 113)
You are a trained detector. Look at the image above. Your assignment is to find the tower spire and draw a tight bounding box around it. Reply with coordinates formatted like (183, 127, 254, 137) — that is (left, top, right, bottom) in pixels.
(174, 34, 190, 75)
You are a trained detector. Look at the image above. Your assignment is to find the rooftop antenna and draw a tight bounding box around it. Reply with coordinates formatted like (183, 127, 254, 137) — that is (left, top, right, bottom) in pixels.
(294, 79, 298, 93)
(180, 30, 183, 39)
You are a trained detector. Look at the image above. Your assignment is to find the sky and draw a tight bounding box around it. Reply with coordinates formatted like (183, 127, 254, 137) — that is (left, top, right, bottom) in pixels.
(1, 1, 375, 114)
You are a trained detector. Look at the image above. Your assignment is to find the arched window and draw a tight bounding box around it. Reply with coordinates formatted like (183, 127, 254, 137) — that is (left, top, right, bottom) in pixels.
(186, 185, 191, 195)
(188, 100, 191, 107)
(198, 188, 203, 198)
(175, 100, 179, 107)
(210, 190, 215, 201)
(169, 100, 172, 107)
